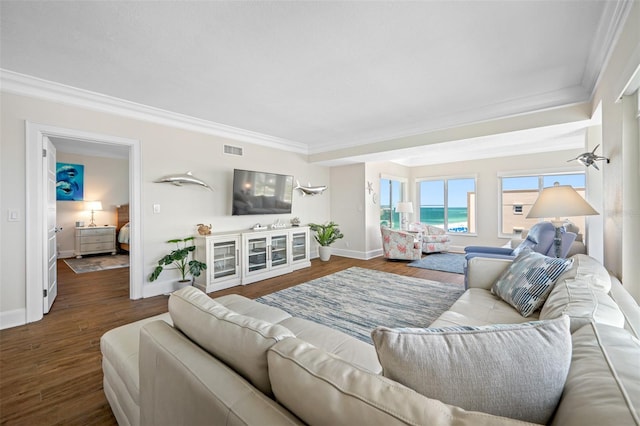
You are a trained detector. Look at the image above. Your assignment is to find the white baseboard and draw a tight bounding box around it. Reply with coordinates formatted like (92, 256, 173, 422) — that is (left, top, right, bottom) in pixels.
(142, 280, 185, 298)
(0, 308, 26, 330)
(58, 250, 75, 259)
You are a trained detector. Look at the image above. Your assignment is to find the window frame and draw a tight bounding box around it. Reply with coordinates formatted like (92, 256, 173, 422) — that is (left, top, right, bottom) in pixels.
(415, 174, 477, 235)
(380, 174, 408, 229)
(498, 169, 587, 238)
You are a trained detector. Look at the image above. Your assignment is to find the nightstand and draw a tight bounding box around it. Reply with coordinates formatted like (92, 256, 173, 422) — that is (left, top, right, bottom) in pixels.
(74, 226, 116, 258)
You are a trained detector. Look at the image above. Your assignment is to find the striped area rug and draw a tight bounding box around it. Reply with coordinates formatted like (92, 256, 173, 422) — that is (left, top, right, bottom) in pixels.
(256, 267, 464, 344)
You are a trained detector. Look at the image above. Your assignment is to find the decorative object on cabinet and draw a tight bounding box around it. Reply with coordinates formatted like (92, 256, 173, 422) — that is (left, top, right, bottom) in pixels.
(154, 171, 213, 190)
(149, 237, 207, 283)
(197, 224, 212, 235)
(74, 226, 116, 258)
(567, 144, 610, 170)
(309, 222, 344, 261)
(85, 200, 103, 227)
(271, 218, 287, 229)
(56, 162, 84, 201)
(294, 180, 327, 196)
(290, 217, 300, 227)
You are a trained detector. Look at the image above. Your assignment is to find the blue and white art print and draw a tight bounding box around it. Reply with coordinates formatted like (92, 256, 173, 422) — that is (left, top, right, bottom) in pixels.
(56, 162, 84, 201)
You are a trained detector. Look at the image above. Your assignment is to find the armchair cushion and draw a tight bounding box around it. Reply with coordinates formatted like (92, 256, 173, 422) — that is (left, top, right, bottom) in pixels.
(408, 223, 451, 253)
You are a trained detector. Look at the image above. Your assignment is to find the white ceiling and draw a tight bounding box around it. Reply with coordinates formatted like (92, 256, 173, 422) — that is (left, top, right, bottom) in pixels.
(0, 1, 628, 165)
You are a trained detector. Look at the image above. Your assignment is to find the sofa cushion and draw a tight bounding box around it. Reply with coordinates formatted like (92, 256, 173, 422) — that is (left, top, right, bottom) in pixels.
(371, 316, 571, 424)
(267, 338, 532, 426)
(168, 286, 294, 397)
(492, 251, 573, 317)
(214, 293, 292, 324)
(550, 323, 640, 426)
(540, 255, 624, 332)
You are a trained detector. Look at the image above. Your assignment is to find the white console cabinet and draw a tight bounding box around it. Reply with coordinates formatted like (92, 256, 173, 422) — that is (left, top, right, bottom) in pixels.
(194, 226, 310, 292)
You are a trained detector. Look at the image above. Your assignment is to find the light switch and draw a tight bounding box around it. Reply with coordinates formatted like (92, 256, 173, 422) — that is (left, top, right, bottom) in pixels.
(8, 209, 20, 222)
(153, 204, 161, 214)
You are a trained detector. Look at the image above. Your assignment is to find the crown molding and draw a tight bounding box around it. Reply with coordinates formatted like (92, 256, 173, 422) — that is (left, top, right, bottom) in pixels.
(0, 69, 309, 154)
(583, 0, 635, 97)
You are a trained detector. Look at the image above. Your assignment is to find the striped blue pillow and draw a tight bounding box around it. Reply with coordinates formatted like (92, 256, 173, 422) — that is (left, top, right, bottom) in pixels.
(492, 251, 573, 317)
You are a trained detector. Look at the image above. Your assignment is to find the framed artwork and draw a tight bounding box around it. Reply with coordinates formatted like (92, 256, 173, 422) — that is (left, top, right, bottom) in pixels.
(56, 162, 84, 201)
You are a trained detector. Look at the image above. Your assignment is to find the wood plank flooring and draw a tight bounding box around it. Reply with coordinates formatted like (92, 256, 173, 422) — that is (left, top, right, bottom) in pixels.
(0, 256, 463, 425)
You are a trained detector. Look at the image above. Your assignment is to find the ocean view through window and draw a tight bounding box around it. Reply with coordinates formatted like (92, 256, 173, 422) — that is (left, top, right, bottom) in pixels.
(417, 178, 476, 233)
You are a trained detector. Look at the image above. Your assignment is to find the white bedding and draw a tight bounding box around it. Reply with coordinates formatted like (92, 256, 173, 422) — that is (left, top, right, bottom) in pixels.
(118, 222, 130, 244)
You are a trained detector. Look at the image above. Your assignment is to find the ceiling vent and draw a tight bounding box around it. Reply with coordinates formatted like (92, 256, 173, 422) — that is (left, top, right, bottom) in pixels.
(223, 144, 244, 156)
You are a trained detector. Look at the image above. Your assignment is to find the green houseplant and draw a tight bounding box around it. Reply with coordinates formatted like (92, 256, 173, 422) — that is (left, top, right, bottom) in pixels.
(309, 221, 344, 261)
(149, 236, 207, 283)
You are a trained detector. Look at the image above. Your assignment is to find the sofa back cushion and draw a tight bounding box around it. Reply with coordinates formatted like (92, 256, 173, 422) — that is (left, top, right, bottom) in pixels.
(169, 286, 294, 396)
(371, 316, 571, 425)
(550, 323, 640, 426)
(540, 254, 624, 332)
(267, 338, 531, 426)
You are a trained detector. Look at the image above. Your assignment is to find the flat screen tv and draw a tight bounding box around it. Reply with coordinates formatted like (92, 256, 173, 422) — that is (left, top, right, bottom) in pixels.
(232, 169, 294, 215)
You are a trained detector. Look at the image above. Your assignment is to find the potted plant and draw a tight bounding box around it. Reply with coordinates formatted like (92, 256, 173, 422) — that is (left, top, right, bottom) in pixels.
(309, 221, 344, 261)
(149, 236, 207, 284)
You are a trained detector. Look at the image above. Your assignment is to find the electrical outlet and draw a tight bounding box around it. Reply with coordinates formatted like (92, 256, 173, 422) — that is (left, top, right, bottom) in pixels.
(153, 204, 161, 214)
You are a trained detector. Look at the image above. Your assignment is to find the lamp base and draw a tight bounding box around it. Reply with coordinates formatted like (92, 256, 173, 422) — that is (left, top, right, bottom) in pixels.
(551, 219, 564, 258)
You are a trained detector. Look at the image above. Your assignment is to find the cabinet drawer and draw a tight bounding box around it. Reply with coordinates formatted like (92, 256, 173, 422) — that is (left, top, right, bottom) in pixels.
(80, 235, 115, 244)
(80, 242, 114, 252)
(77, 228, 114, 236)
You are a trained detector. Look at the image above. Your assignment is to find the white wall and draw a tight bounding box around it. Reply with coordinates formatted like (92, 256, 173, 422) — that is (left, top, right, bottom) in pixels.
(0, 92, 330, 325)
(55, 152, 129, 257)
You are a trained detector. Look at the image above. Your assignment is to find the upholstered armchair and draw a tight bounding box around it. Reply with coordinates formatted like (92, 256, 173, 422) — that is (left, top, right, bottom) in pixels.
(381, 226, 422, 260)
(465, 221, 577, 261)
(408, 223, 451, 253)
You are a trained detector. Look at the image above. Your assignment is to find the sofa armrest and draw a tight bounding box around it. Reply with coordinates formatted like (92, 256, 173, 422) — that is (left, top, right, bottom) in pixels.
(139, 321, 302, 426)
(466, 257, 512, 290)
(465, 246, 514, 256)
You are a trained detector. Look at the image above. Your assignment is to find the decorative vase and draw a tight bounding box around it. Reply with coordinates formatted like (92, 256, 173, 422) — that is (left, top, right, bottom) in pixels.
(319, 246, 332, 261)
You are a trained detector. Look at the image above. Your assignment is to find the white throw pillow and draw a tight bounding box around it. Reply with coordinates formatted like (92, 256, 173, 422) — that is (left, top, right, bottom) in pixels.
(371, 316, 572, 425)
(492, 250, 573, 317)
(169, 286, 294, 396)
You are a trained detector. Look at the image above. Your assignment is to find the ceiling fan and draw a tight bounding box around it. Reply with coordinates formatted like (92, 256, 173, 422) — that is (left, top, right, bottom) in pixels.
(567, 144, 610, 170)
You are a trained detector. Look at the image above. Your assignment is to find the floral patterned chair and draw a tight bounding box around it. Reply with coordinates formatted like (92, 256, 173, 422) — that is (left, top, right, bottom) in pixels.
(381, 225, 422, 260)
(408, 222, 451, 253)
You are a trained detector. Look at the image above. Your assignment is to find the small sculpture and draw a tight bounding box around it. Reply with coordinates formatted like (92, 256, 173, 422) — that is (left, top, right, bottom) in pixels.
(295, 180, 327, 196)
(197, 224, 212, 235)
(290, 217, 301, 227)
(155, 171, 213, 191)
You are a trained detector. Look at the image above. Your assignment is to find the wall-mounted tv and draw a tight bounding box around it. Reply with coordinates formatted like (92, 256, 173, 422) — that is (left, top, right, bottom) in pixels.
(232, 169, 294, 215)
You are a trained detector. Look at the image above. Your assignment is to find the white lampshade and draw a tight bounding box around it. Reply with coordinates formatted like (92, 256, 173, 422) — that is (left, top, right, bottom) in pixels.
(527, 184, 598, 220)
(85, 201, 103, 211)
(396, 202, 414, 214)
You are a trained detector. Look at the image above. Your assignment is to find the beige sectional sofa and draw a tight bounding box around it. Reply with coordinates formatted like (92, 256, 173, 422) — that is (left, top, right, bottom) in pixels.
(101, 254, 640, 425)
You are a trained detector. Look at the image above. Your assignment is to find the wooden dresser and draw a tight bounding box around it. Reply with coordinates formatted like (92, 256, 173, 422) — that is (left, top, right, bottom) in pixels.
(74, 226, 117, 258)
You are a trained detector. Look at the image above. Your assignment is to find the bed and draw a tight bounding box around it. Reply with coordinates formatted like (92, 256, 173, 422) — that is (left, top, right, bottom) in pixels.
(116, 204, 130, 252)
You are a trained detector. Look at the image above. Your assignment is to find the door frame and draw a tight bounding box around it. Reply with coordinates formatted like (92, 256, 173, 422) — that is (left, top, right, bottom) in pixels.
(25, 122, 142, 324)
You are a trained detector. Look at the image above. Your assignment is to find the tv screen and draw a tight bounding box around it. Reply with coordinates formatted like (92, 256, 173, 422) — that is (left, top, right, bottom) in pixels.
(232, 169, 294, 215)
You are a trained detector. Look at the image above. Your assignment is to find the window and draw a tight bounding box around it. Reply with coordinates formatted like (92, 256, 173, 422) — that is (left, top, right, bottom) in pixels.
(380, 178, 405, 228)
(500, 173, 586, 236)
(417, 177, 476, 233)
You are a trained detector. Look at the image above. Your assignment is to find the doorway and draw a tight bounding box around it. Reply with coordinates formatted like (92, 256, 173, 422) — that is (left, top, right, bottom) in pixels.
(25, 122, 142, 324)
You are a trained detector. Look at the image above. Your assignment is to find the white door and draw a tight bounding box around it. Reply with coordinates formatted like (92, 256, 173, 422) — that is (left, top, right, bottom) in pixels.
(44, 137, 58, 313)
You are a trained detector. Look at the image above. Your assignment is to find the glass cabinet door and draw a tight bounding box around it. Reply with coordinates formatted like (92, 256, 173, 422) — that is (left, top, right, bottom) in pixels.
(212, 240, 238, 279)
(247, 237, 268, 272)
(291, 232, 307, 262)
(270, 234, 288, 267)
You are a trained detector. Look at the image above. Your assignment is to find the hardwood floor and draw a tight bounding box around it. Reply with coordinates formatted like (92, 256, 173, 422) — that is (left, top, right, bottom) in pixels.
(0, 256, 463, 425)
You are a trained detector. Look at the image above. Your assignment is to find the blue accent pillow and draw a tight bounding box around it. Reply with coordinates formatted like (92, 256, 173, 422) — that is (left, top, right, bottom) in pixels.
(492, 250, 573, 317)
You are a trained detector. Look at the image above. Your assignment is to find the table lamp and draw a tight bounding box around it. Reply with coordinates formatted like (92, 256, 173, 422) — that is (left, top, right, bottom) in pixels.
(85, 200, 103, 227)
(396, 202, 414, 231)
(527, 183, 598, 257)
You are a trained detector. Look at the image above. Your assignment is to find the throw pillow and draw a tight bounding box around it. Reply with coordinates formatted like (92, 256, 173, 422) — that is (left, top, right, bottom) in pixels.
(371, 316, 571, 425)
(492, 250, 573, 317)
(168, 286, 295, 397)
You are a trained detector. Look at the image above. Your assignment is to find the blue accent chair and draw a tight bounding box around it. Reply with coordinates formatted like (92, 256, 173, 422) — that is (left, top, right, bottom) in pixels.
(463, 222, 577, 287)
